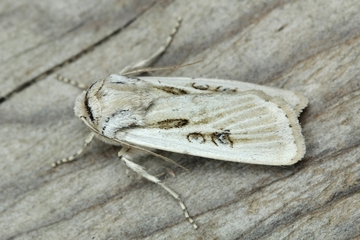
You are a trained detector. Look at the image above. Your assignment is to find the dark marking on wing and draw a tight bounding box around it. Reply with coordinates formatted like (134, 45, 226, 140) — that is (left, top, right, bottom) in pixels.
(211, 130, 233, 147)
(156, 86, 187, 95)
(113, 80, 125, 84)
(155, 119, 189, 129)
(191, 83, 209, 90)
(277, 24, 287, 32)
(187, 132, 206, 143)
(190, 82, 237, 92)
(215, 86, 237, 92)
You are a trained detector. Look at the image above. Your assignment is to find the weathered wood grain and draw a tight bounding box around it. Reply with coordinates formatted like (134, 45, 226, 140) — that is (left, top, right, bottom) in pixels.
(1, 0, 360, 239)
(0, 0, 156, 99)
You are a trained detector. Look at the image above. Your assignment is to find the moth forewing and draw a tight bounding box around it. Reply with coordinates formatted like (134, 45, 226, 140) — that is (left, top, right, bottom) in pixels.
(112, 85, 305, 165)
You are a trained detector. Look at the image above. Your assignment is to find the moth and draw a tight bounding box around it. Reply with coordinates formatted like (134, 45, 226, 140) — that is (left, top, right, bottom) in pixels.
(53, 18, 308, 229)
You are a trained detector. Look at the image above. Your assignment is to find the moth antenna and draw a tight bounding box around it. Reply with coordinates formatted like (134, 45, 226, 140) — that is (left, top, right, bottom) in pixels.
(120, 17, 183, 75)
(54, 74, 88, 90)
(52, 132, 94, 167)
(121, 60, 203, 76)
(119, 147, 198, 229)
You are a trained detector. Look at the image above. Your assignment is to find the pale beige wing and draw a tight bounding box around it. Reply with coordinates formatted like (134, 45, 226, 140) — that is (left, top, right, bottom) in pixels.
(115, 90, 305, 165)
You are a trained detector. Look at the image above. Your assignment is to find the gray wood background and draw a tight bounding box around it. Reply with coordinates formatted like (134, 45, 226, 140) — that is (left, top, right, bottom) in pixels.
(1, 0, 360, 239)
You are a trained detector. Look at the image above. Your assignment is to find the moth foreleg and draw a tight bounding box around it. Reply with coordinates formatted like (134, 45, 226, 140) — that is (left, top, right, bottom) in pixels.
(118, 147, 198, 229)
(52, 132, 95, 167)
(120, 17, 182, 74)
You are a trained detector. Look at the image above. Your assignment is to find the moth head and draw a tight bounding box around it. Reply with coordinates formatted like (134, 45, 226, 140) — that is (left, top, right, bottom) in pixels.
(74, 80, 104, 126)
(74, 74, 155, 138)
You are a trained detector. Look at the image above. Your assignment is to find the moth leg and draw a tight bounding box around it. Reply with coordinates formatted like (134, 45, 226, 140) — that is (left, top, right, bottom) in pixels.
(118, 147, 198, 229)
(54, 73, 88, 90)
(52, 132, 95, 167)
(120, 17, 182, 74)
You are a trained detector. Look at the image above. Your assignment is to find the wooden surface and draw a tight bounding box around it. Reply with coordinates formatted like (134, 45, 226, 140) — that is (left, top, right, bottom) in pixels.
(1, 0, 360, 239)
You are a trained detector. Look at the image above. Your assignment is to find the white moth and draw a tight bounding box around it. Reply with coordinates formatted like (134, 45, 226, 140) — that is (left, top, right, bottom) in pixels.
(53, 18, 308, 229)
